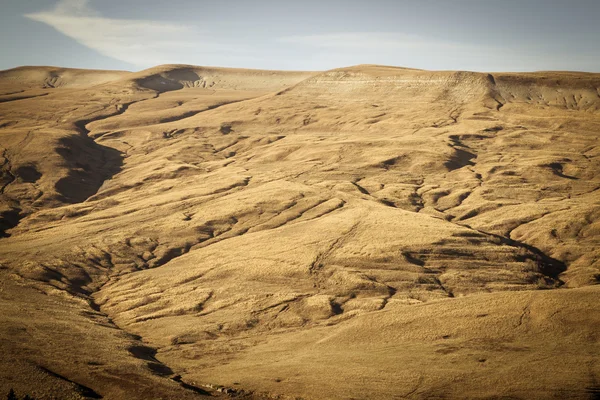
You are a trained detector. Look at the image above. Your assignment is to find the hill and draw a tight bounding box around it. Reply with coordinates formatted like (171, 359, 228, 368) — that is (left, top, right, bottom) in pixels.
(0, 64, 598, 399)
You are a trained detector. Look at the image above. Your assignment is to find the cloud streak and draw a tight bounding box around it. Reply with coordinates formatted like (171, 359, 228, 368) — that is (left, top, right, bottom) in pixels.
(25, 0, 243, 68)
(278, 31, 513, 71)
(279, 32, 480, 51)
(278, 32, 600, 72)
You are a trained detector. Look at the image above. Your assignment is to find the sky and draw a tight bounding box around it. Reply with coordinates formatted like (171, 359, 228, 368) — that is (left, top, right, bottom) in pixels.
(1, 0, 599, 72)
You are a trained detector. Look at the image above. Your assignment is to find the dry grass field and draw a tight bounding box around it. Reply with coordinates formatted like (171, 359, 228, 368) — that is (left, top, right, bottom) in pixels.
(0, 64, 598, 399)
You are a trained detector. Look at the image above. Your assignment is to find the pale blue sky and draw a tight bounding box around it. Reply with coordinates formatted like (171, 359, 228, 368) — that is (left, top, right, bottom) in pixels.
(1, 0, 599, 72)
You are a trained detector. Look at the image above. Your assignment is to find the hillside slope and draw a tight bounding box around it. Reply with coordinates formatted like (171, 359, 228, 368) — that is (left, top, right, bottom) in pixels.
(0, 64, 598, 399)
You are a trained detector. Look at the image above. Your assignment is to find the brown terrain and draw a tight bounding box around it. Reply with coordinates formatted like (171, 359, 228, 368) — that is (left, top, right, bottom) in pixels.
(0, 64, 598, 399)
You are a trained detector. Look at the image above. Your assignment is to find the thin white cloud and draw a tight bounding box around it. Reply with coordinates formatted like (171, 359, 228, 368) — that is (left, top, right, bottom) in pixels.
(24, 0, 243, 68)
(279, 32, 486, 51)
(278, 32, 509, 71)
(277, 31, 599, 72)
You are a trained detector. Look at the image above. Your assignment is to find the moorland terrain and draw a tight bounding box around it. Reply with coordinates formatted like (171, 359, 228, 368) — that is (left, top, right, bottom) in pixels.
(0, 64, 599, 399)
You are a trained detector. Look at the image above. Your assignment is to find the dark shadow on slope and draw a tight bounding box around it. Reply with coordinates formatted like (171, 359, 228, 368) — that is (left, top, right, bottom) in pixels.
(0, 153, 27, 236)
(15, 165, 42, 183)
(478, 229, 567, 283)
(547, 162, 578, 180)
(445, 148, 476, 171)
(73, 100, 139, 136)
(159, 110, 203, 123)
(136, 69, 201, 93)
(165, 69, 202, 82)
(128, 345, 174, 377)
(171, 376, 211, 395)
(0, 92, 50, 103)
(51, 101, 149, 203)
(446, 135, 477, 171)
(38, 366, 102, 399)
(401, 251, 426, 266)
(586, 385, 600, 400)
(54, 136, 123, 204)
(0, 208, 22, 238)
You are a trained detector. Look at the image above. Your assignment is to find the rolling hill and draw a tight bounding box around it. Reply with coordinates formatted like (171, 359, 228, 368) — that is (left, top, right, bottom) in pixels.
(0, 64, 598, 400)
